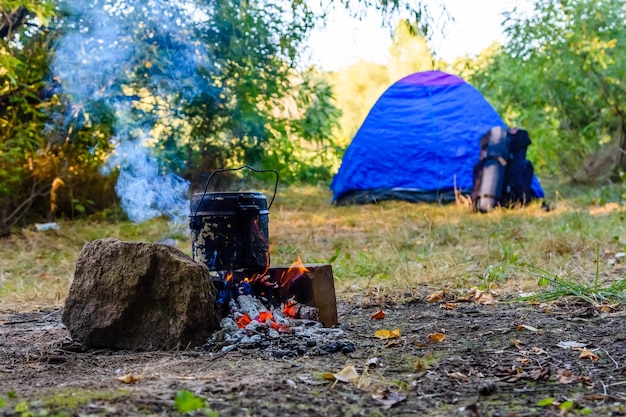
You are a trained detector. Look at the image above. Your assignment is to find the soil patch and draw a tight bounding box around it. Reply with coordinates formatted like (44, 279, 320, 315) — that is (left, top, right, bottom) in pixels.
(1, 298, 626, 416)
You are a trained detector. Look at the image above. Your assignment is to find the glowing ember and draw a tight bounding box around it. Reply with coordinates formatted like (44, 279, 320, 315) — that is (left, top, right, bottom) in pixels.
(283, 299, 299, 318)
(258, 311, 274, 322)
(216, 256, 322, 334)
(236, 313, 251, 328)
(281, 299, 319, 321)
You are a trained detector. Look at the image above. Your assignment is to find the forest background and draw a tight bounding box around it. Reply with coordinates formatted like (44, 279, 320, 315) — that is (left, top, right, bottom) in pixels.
(1, 0, 625, 235)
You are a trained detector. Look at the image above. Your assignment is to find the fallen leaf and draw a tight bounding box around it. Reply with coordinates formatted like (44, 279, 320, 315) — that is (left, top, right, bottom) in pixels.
(375, 328, 401, 339)
(580, 376, 594, 388)
(579, 348, 599, 362)
(467, 287, 497, 303)
(557, 340, 587, 349)
(517, 324, 539, 332)
(321, 372, 336, 381)
(427, 332, 446, 343)
(514, 340, 522, 348)
(332, 364, 360, 383)
(474, 290, 495, 305)
(448, 372, 469, 382)
(116, 373, 143, 384)
(426, 291, 445, 303)
(440, 302, 458, 310)
(371, 388, 407, 409)
(529, 368, 550, 380)
(414, 357, 427, 371)
(531, 346, 547, 355)
(516, 357, 530, 366)
(370, 309, 386, 319)
(357, 368, 371, 389)
(556, 369, 577, 384)
(597, 303, 620, 313)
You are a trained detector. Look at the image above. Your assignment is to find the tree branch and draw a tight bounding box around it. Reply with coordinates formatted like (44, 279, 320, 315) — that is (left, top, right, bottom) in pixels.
(0, 6, 29, 40)
(4, 181, 49, 225)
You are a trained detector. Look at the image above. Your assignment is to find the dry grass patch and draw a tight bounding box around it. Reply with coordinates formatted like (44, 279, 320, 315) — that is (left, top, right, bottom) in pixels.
(1, 183, 624, 310)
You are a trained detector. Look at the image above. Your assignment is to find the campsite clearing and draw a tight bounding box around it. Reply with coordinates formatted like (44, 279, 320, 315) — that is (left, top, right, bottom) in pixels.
(2, 297, 626, 416)
(1, 183, 625, 416)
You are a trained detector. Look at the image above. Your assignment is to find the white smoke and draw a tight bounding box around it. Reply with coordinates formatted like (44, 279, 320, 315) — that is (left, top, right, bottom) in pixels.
(51, 0, 212, 223)
(100, 139, 189, 222)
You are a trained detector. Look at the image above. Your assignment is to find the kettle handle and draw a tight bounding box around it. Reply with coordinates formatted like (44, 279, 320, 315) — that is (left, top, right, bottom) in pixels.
(194, 166, 279, 217)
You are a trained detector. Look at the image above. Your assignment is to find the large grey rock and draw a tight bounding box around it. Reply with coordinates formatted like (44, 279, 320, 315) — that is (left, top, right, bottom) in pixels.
(62, 238, 219, 350)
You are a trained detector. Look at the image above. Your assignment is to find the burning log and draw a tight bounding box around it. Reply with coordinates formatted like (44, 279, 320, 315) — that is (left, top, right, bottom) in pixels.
(282, 300, 319, 321)
(271, 263, 338, 327)
(203, 261, 340, 355)
(210, 263, 337, 327)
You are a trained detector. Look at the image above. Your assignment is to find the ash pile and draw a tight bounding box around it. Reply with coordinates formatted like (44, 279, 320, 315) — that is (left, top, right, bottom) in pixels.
(204, 266, 353, 358)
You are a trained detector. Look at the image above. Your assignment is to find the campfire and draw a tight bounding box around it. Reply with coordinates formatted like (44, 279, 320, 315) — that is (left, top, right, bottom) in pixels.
(189, 167, 339, 355)
(205, 257, 340, 354)
(212, 256, 335, 325)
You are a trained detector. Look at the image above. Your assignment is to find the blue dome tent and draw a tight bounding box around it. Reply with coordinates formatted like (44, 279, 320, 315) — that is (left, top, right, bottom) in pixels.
(331, 70, 544, 205)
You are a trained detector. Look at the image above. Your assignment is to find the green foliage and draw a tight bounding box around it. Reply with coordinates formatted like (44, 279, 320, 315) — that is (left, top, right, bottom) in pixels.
(521, 264, 626, 305)
(470, 0, 626, 181)
(0, 0, 345, 230)
(184, 1, 341, 183)
(0, 1, 117, 231)
(0, 0, 443, 231)
(538, 397, 555, 407)
(174, 390, 218, 416)
(1, 2, 58, 232)
(174, 390, 205, 413)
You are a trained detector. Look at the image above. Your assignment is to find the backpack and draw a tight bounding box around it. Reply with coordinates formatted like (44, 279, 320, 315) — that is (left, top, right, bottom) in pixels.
(501, 128, 535, 207)
(472, 127, 536, 212)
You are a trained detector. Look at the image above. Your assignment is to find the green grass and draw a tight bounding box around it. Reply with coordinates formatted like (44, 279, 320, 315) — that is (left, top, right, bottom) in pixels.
(1, 388, 130, 417)
(0, 182, 624, 310)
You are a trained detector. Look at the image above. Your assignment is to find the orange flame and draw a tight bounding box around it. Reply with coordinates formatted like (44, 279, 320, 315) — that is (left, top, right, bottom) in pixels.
(280, 256, 309, 288)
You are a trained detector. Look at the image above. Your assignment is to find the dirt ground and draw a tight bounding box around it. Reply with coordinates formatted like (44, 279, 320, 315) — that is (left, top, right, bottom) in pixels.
(1, 294, 626, 417)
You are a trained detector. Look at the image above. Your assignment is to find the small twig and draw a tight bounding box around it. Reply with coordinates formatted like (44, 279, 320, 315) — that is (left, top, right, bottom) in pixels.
(4, 318, 41, 325)
(206, 349, 233, 362)
(602, 348, 620, 369)
(416, 393, 446, 399)
(601, 380, 608, 396)
(176, 375, 215, 381)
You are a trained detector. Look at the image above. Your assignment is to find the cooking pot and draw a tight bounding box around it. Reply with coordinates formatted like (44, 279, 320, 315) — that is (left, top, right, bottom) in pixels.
(190, 166, 278, 272)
